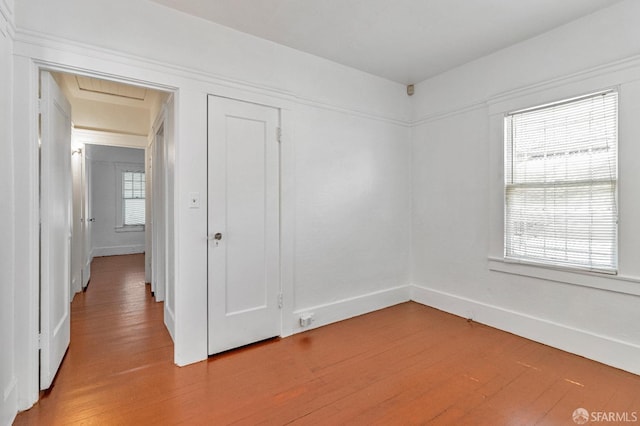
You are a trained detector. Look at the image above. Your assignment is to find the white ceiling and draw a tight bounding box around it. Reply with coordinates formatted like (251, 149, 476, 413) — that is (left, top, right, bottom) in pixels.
(57, 73, 155, 109)
(149, 0, 622, 84)
(54, 72, 168, 138)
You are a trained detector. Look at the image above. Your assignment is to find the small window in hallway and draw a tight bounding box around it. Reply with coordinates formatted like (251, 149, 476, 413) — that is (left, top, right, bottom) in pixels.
(122, 171, 145, 226)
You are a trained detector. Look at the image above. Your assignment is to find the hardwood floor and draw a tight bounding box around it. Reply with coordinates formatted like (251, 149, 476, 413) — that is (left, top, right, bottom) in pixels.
(15, 254, 640, 425)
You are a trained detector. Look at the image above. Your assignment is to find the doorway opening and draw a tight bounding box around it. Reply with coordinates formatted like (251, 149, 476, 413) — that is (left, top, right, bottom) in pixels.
(39, 69, 176, 390)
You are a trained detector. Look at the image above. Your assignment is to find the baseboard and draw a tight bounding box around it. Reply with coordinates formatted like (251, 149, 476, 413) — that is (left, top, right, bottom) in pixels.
(411, 284, 640, 375)
(71, 274, 82, 295)
(92, 245, 144, 257)
(291, 285, 411, 334)
(164, 305, 175, 343)
(2, 377, 17, 426)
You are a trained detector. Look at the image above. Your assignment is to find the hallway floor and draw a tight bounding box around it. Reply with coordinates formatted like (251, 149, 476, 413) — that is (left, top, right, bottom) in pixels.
(14, 254, 640, 425)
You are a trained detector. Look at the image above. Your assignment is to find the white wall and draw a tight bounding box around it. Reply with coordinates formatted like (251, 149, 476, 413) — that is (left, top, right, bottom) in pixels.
(293, 105, 411, 314)
(11, 0, 412, 413)
(0, 1, 16, 424)
(11, 1, 637, 422)
(87, 144, 146, 257)
(411, 0, 640, 375)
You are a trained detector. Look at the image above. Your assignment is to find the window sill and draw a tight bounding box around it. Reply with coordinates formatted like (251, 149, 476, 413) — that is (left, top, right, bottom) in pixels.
(488, 256, 640, 296)
(115, 225, 145, 233)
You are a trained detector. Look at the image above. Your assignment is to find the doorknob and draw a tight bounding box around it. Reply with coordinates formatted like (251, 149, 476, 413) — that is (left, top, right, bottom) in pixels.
(207, 233, 223, 241)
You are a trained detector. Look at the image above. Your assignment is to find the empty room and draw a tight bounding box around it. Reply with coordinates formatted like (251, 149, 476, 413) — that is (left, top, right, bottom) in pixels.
(2, 0, 640, 424)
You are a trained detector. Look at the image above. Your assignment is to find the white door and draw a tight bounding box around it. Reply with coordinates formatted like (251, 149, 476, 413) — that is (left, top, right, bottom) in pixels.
(40, 71, 72, 389)
(145, 144, 153, 285)
(207, 96, 281, 355)
(70, 142, 83, 296)
(82, 152, 92, 289)
(151, 125, 166, 301)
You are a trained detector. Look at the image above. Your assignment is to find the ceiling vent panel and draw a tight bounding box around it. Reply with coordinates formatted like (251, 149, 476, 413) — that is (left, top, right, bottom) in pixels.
(75, 76, 147, 101)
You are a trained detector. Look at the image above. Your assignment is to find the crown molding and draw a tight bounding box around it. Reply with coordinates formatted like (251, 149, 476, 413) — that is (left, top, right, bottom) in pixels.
(14, 28, 412, 128)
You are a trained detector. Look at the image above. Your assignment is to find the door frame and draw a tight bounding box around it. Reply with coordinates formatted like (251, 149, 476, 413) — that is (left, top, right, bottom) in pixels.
(151, 119, 167, 302)
(14, 51, 296, 410)
(19, 58, 178, 406)
(203, 93, 295, 355)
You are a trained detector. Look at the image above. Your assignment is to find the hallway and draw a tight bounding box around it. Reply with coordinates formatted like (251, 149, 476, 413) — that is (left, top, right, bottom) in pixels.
(14, 255, 640, 425)
(15, 254, 173, 424)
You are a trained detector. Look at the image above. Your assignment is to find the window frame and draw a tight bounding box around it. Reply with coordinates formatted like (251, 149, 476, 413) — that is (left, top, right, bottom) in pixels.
(115, 162, 145, 232)
(485, 63, 640, 297)
(502, 90, 619, 274)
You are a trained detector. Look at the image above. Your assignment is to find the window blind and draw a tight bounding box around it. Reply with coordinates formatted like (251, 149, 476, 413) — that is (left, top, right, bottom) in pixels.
(123, 171, 145, 225)
(504, 91, 618, 273)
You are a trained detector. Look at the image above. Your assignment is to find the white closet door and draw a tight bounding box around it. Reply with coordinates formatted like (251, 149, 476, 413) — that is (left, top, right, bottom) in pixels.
(207, 95, 281, 355)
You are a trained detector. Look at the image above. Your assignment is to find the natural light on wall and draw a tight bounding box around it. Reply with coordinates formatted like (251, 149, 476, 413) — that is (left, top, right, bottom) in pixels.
(504, 90, 618, 273)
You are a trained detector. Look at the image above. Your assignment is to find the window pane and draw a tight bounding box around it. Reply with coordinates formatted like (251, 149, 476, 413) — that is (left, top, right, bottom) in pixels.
(504, 91, 617, 272)
(123, 171, 145, 225)
(124, 199, 145, 225)
(123, 171, 145, 199)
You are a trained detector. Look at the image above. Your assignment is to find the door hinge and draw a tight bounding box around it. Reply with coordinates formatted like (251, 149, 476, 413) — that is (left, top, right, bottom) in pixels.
(37, 333, 42, 350)
(276, 127, 282, 143)
(278, 293, 283, 309)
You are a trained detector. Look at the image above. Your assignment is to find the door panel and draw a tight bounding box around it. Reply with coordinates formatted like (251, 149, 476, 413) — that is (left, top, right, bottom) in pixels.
(226, 117, 267, 314)
(40, 71, 72, 389)
(208, 96, 280, 355)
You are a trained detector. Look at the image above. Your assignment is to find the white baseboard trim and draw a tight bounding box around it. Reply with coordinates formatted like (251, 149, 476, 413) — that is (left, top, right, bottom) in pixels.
(164, 306, 176, 343)
(71, 275, 81, 295)
(2, 377, 17, 426)
(291, 285, 411, 334)
(92, 245, 145, 257)
(411, 284, 640, 376)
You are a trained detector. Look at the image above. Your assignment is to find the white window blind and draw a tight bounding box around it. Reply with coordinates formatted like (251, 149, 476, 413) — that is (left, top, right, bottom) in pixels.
(504, 90, 618, 273)
(123, 171, 145, 226)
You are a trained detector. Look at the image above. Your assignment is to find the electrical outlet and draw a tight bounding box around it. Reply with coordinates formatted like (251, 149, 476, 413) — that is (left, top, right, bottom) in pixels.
(300, 313, 314, 327)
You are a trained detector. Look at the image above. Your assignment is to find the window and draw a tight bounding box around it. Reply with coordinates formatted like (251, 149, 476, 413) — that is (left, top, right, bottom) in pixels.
(504, 90, 618, 273)
(122, 171, 145, 226)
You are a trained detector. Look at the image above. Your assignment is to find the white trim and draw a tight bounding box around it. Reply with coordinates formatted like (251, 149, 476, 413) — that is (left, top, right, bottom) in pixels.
(164, 304, 175, 342)
(3, 376, 16, 401)
(1, 376, 17, 426)
(488, 257, 640, 297)
(92, 244, 145, 257)
(411, 284, 640, 376)
(82, 257, 91, 288)
(413, 101, 487, 126)
(14, 52, 176, 411)
(291, 285, 411, 334)
(14, 29, 411, 128)
(73, 129, 147, 149)
(486, 63, 640, 298)
(115, 225, 144, 233)
(412, 54, 640, 126)
(12, 55, 41, 411)
(487, 54, 640, 111)
(279, 110, 296, 338)
(0, 0, 14, 39)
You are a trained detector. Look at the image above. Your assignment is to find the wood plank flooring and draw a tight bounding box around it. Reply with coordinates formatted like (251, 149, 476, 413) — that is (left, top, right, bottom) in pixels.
(15, 254, 640, 425)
